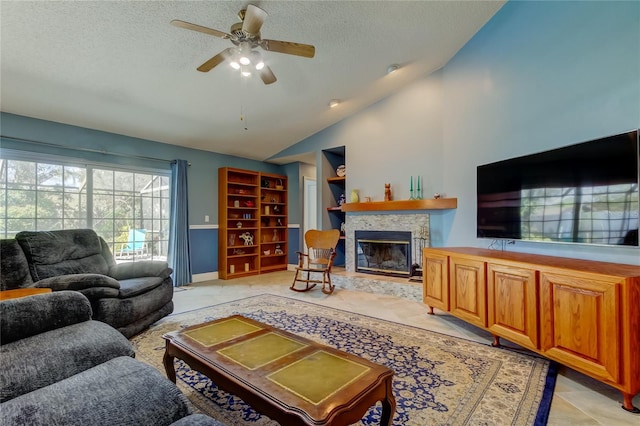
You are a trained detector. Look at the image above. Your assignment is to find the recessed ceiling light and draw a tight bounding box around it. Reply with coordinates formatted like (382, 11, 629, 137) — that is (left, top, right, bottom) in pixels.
(386, 64, 400, 75)
(329, 99, 340, 108)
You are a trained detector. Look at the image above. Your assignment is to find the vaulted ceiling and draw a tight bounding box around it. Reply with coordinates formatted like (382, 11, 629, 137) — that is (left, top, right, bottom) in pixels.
(0, 1, 505, 161)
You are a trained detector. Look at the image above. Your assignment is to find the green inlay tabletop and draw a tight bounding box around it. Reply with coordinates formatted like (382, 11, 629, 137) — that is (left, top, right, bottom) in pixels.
(268, 350, 370, 405)
(183, 317, 262, 347)
(217, 332, 308, 369)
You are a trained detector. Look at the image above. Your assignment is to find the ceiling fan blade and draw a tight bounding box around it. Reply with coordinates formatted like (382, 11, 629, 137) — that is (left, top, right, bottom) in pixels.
(171, 19, 231, 39)
(259, 65, 277, 85)
(242, 4, 268, 36)
(261, 39, 315, 58)
(197, 48, 234, 72)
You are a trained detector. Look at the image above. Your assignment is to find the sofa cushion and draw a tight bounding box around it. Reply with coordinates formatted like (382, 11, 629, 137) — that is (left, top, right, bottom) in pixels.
(118, 276, 163, 298)
(16, 229, 109, 281)
(109, 260, 172, 281)
(35, 273, 120, 292)
(0, 239, 34, 290)
(0, 320, 135, 402)
(0, 356, 192, 426)
(94, 278, 174, 330)
(0, 291, 93, 344)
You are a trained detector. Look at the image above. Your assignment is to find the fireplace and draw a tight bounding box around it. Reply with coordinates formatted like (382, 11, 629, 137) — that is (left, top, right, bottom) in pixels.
(354, 230, 411, 277)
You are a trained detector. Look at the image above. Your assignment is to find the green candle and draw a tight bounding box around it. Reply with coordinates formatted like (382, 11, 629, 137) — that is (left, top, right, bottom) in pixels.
(410, 176, 413, 191)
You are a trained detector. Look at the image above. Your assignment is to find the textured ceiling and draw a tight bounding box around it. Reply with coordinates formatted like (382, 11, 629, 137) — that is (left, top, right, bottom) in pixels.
(0, 1, 505, 162)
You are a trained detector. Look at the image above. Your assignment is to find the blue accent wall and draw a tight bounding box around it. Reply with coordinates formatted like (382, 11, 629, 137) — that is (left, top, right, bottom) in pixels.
(271, 0, 640, 265)
(189, 228, 218, 274)
(288, 227, 300, 265)
(441, 0, 639, 264)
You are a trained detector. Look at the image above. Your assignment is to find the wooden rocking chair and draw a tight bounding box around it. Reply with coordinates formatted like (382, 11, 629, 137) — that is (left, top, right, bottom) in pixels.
(291, 229, 341, 295)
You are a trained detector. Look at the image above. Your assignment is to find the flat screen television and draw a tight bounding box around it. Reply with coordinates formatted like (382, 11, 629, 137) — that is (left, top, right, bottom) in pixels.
(477, 130, 639, 247)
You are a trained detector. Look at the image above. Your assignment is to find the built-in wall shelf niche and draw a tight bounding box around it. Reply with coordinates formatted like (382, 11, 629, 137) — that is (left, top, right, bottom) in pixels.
(341, 198, 457, 212)
(322, 146, 346, 266)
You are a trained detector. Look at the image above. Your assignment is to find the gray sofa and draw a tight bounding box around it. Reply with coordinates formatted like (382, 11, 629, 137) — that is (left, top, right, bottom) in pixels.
(0, 228, 174, 337)
(0, 291, 223, 426)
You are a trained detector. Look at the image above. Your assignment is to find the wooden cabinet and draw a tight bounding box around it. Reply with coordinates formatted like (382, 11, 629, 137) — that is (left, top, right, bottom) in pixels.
(449, 256, 486, 328)
(487, 263, 538, 350)
(259, 172, 288, 273)
(540, 271, 621, 383)
(422, 247, 640, 412)
(423, 252, 449, 312)
(219, 168, 288, 279)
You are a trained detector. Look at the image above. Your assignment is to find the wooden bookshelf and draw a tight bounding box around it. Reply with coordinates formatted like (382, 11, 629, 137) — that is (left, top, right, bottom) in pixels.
(258, 172, 288, 274)
(219, 167, 289, 279)
(218, 167, 260, 279)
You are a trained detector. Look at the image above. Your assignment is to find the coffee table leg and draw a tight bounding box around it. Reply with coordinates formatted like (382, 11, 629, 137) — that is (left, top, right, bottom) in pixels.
(163, 345, 177, 383)
(380, 377, 396, 425)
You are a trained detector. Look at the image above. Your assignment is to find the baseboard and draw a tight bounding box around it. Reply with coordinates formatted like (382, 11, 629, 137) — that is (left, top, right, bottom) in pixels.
(191, 272, 218, 282)
(192, 267, 296, 282)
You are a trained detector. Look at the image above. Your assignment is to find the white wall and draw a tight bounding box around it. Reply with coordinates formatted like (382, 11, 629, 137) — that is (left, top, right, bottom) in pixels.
(342, 74, 444, 203)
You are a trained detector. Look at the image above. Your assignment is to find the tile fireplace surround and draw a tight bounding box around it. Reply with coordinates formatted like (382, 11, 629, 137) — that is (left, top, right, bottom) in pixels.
(332, 213, 430, 302)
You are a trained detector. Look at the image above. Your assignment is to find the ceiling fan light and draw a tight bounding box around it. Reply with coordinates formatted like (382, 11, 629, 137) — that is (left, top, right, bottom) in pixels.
(230, 60, 240, 70)
(239, 56, 251, 65)
(249, 51, 264, 70)
(241, 70, 252, 77)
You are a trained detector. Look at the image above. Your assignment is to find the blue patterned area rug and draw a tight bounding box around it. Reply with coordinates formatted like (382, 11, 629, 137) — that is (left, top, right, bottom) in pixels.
(132, 294, 556, 425)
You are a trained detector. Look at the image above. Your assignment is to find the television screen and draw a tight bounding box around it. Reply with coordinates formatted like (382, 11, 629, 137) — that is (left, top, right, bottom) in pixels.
(477, 130, 639, 247)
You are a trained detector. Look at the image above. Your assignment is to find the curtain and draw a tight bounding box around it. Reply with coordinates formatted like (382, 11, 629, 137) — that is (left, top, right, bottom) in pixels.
(168, 159, 192, 286)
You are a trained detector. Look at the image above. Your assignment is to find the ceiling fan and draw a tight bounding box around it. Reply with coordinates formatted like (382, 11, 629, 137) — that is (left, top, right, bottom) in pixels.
(171, 4, 315, 85)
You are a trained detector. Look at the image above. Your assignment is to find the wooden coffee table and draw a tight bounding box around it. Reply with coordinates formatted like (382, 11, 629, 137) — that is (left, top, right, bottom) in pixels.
(162, 315, 395, 425)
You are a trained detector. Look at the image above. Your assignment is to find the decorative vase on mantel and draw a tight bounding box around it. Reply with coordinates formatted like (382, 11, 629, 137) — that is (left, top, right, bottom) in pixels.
(350, 189, 360, 203)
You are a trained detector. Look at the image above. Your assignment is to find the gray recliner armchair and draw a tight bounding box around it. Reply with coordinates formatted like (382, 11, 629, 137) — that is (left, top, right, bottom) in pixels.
(0, 228, 174, 337)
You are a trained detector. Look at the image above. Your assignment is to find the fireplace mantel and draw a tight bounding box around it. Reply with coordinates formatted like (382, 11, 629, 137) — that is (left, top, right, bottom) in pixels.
(341, 198, 457, 212)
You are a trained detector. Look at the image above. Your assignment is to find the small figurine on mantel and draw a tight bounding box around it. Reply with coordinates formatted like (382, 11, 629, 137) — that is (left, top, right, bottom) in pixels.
(384, 183, 392, 201)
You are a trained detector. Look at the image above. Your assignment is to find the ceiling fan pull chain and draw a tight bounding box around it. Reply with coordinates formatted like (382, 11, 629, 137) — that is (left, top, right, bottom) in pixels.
(240, 104, 248, 131)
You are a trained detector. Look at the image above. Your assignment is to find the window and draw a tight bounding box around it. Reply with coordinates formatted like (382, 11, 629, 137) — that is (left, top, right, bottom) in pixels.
(0, 155, 170, 262)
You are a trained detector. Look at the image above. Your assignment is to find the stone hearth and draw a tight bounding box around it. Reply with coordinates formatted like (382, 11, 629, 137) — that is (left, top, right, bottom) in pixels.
(331, 270, 422, 302)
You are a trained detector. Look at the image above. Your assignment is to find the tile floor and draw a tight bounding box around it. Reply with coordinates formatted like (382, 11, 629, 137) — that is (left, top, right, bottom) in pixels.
(170, 270, 639, 425)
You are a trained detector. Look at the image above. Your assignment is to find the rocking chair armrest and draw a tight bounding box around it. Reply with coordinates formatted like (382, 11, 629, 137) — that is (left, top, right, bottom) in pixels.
(325, 251, 338, 271)
(295, 251, 309, 267)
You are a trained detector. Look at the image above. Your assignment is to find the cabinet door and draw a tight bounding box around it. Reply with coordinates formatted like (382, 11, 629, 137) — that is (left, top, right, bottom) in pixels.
(540, 271, 621, 383)
(450, 257, 486, 328)
(487, 263, 538, 350)
(423, 252, 449, 311)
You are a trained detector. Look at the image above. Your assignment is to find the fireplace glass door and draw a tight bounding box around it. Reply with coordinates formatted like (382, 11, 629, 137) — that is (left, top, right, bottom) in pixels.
(355, 231, 411, 277)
